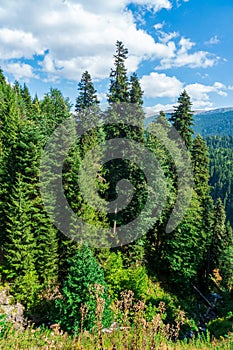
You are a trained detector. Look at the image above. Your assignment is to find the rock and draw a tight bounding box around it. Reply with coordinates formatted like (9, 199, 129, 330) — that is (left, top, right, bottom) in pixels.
(102, 322, 119, 333)
(0, 290, 13, 305)
(0, 289, 26, 329)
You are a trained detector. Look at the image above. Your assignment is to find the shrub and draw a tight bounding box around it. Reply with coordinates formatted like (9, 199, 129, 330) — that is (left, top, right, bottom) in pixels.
(54, 244, 112, 334)
(102, 251, 148, 300)
(207, 312, 233, 338)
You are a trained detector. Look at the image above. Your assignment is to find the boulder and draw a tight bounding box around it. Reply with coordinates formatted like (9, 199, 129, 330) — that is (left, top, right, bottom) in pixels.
(0, 290, 26, 329)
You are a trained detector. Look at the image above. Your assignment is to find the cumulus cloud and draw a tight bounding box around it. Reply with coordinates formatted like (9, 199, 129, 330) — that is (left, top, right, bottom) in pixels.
(0, 28, 43, 59)
(186, 82, 228, 103)
(0, 0, 174, 82)
(154, 22, 165, 30)
(76, 0, 172, 13)
(153, 27, 216, 72)
(141, 71, 231, 111)
(183, 82, 230, 109)
(154, 23, 179, 44)
(140, 72, 183, 98)
(157, 37, 218, 69)
(3, 62, 38, 80)
(0, 0, 218, 83)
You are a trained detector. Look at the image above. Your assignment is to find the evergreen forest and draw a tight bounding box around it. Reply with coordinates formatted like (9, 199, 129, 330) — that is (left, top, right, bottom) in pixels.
(0, 41, 232, 349)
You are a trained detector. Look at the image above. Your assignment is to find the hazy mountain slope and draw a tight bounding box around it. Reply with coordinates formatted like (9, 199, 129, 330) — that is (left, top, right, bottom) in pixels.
(145, 108, 233, 137)
(193, 108, 233, 136)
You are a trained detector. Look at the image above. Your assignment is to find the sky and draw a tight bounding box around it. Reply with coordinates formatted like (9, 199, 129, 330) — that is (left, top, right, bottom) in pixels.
(0, 0, 233, 113)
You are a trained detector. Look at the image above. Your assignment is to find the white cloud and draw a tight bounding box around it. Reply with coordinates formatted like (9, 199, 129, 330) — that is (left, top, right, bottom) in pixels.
(132, 0, 172, 11)
(141, 72, 231, 111)
(3, 63, 37, 80)
(176, 0, 189, 8)
(0, 0, 217, 84)
(154, 23, 179, 44)
(141, 72, 183, 98)
(185, 82, 228, 101)
(154, 22, 165, 30)
(144, 103, 174, 115)
(183, 82, 231, 109)
(0, 0, 174, 82)
(157, 36, 218, 69)
(0, 28, 43, 59)
(76, 0, 172, 13)
(205, 35, 220, 45)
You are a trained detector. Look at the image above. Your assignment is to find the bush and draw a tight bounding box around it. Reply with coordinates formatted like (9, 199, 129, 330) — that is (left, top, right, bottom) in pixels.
(207, 312, 233, 338)
(54, 244, 112, 334)
(102, 251, 148, 300)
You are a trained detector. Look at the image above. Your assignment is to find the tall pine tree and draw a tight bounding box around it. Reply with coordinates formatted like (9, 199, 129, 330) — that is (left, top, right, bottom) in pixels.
(108, 41, 129, 104)
(169, 90, 194, 149)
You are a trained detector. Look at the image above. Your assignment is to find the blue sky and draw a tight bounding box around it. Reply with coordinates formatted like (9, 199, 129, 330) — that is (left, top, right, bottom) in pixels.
(0, 0, 233, 113)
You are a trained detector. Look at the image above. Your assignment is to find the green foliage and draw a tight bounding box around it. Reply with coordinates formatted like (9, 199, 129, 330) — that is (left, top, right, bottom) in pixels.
(54, 245, 112, 333)
(191, 134, 210, 197)
(130, 73, 143, 105)
(108, 40, 129, 104)
(206, 135, 233, 228)
(0, 44, 232, 339)
(169, 90, 194, 148)
(0, 314, 10, 340)
(0, 318, 232, 349)
(209, 199, 233, 290)
(207, 312, 233, 338)
(102, 251, 149, 300)
(40, 88, 71, 135)
(2, 175, 41, 308)
(75, 70, 99, 113)
(193, 108, 233, 137)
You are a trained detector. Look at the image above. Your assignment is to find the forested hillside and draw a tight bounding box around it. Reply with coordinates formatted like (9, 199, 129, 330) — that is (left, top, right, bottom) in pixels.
(145, 108, 233, 137)
(207, 136, 233, 228)
(0, 41, 232, 347)
(194, 109, 233, 137)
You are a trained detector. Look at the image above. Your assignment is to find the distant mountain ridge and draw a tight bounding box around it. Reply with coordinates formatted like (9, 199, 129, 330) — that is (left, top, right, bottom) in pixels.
(193, 107, 233, 136)
(145, 107, 233, 136)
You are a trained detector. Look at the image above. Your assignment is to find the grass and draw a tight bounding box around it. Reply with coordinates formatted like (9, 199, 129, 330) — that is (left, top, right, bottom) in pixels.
(0, 324, 232, 349)
(0, 288, 232, 349)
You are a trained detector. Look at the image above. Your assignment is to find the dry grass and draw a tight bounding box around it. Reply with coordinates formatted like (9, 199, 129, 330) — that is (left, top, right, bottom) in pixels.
(0, 289, 232, 350)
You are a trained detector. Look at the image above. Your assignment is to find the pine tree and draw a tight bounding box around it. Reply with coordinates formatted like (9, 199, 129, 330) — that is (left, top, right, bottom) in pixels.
(0, 67, 5, 84)
(0, 79, 20, 251)
(162, 191, 206, 290)
(54, 244, 112, 333)
(2, 120, 59, 292)
(130, 73, 143, 105)
(3, 175, 40, 308)
(107, 41, 129, 104)
(156, 111, 170, 130)
(219, 222, 233, 290)
(210, 198, 232, 276)
(169, 90, 194, 148)
(200, 195, 215, 288)
(191, 134, 210, 197)
(40, 88, 71, 136)
(75, 70, 101, 153)
(128, 73, 145, 141)
(75, 71, 99, 113)
(20, 83, 33, 118)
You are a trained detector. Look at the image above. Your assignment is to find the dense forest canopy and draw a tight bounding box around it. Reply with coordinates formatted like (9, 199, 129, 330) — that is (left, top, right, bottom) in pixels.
(0, 42, 232, 340)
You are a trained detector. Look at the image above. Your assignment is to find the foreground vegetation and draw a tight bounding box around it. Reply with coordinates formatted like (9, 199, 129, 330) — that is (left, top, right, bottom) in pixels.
(0, 327, 232, 350)
(0, 292, 232, 350)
